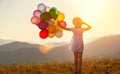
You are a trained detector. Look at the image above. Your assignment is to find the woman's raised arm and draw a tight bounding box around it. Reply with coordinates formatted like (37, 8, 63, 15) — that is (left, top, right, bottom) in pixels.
(83, 22, 92, 31)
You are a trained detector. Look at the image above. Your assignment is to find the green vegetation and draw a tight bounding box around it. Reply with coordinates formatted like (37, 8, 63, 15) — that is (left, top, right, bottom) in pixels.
(0, 58, 120, 74)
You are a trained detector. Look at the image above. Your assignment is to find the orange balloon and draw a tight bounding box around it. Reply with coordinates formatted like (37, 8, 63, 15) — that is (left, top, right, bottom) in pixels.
(48, 24, 56, 33)
(48, 33, 55, 38)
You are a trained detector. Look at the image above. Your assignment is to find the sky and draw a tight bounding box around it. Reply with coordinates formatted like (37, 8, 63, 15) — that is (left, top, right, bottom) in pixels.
(0, 0, 120, 44)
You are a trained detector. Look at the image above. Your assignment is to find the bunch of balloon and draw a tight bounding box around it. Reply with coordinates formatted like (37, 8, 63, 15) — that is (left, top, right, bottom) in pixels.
(31, 3, 67, 39)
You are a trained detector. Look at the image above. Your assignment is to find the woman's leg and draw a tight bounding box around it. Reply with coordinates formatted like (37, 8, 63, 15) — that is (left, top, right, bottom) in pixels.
(73, 52, 79, 71)
(78, 50, 83, 73)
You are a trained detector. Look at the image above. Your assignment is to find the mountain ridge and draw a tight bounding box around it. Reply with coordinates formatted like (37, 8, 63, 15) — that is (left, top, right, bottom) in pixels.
(0, 35, 120, 64)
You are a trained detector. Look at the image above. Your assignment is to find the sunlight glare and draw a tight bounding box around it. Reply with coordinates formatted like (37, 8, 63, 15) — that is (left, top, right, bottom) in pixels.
(39, 42, 54, 54)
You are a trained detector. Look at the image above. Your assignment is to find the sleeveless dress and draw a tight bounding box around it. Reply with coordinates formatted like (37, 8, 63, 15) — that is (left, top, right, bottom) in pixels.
(69, 28, 85, 52)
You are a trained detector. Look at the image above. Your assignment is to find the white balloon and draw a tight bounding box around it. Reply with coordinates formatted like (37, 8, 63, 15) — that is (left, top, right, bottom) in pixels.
(37, 3, 46, 13)
(56, 30, 63, 38)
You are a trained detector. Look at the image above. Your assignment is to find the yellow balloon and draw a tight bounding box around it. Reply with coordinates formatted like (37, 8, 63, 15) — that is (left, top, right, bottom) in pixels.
(48, 33, 55, 38)
(48, 24, 56, 33)
(57, 12, 65, 21)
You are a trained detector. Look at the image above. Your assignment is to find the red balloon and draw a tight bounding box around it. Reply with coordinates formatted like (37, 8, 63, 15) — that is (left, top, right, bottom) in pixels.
(59, 21, 67, 27)
(39, 29, 49, 39)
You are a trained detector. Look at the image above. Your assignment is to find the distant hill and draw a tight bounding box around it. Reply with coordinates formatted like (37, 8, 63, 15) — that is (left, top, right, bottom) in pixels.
(0, 35, 120, 64)
(0, 41, 73, 65)
(0, 41, 39, 52)
(0, 39, 14, 46)
(84, 35, 120, 58)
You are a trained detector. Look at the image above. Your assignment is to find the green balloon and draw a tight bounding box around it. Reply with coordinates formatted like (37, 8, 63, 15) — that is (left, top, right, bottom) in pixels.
(40, 12, 51, 20)
(49, 8, 59, 19)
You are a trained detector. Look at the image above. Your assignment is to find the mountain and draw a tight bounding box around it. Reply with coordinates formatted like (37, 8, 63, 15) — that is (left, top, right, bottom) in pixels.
(0, 39, 14, 46)
(0, 41, 73, 65)
(0, 35, 120, 65)
(0, 41, 39, 52)
(84, 35, 120, 58)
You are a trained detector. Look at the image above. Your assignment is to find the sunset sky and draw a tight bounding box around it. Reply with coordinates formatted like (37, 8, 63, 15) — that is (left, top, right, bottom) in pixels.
(0, 0, 120, 44)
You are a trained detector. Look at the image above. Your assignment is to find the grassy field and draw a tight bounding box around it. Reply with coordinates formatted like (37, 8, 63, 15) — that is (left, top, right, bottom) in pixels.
(0, 58, 120, 74)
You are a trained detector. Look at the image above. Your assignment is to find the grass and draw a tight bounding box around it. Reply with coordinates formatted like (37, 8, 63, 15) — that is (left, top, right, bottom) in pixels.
(0, 58, 120, 74)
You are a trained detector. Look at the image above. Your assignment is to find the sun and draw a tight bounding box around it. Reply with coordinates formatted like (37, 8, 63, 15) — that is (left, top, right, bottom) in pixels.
(78, 0, 101, 22)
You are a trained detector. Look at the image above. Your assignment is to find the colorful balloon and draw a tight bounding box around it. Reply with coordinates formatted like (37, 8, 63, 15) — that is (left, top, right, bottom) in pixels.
(54, 20, 58, 25)
(48, 33, 55, 38)
(51, 7, 57, 10)
(48, 24, 56, 33)
(56, 30, 63, 38)
(46, 6, 50, 12)
(40, 12, 51, 21)
(33, 10, 41, 17)
(47, 19, 54, 25)
(37, 3, 46, 13)
(57, 12, 65, 21)
(39, 29, 48, 39)
(31, 3, 67, 39)
(59, 21, 67, 27)
(49, 8, 59, 19)
(31, 16, 41, 25)
(56, 24, 63, 31)
(38, 21, 48, 30)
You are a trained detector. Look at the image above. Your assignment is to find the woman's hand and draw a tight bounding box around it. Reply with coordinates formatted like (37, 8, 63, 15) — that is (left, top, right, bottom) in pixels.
(83, 22, 92, 31)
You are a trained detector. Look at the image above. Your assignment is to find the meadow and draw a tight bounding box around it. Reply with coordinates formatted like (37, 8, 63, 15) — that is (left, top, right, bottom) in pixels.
(0, 58, 120, 74)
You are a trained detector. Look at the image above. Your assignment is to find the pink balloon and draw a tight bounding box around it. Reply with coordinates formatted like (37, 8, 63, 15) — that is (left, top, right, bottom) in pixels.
(33, 10, 41, 17)
(31, 16, 41, 25)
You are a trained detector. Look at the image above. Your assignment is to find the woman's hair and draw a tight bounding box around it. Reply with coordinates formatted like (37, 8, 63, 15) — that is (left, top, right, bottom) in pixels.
(72, 17, 83, 27)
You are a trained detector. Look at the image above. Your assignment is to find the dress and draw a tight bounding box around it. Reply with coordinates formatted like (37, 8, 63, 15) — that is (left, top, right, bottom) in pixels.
(69, 28, 85, 52)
